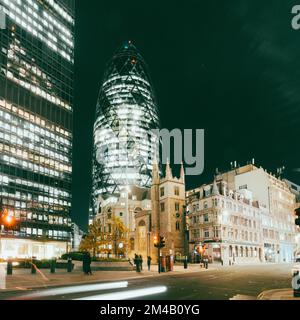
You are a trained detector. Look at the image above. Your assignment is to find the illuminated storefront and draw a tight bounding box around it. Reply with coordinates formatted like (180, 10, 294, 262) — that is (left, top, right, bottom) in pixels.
(92, 41, 160, 213)
(0, 237, 68, 260)
(0, 0, 74, 256)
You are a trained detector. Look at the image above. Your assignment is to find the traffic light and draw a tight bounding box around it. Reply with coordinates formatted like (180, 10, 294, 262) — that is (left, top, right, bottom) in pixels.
(154, 235, 166, 248)
(160, 236, 166, 248)
(153, 235, 158, 246)
(295, 208, 300, 226)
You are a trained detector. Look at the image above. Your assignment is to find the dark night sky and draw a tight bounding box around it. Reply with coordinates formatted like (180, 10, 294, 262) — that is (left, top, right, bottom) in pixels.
(72, 0, 300, 230)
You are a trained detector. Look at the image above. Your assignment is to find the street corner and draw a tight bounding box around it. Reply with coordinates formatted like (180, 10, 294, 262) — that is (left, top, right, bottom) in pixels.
(257, 289, 300, 300)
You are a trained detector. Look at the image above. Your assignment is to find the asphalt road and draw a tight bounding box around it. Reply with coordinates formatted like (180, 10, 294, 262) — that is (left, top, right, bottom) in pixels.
(0, 263, 293, 300)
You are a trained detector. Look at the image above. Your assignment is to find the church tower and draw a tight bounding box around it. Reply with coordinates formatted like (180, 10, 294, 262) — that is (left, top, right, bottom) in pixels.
(151, 162, 186, 258)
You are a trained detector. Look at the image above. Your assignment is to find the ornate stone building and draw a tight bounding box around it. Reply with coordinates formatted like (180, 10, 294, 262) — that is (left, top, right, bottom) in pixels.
(95, 161, 186, 260)
(216, 164, 298, 263)
(187, 179, 264, 265)
(186, 163, 299, 265)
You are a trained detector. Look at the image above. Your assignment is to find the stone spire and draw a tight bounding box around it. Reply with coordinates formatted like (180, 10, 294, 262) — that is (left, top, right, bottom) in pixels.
(152, 155, 160, 185)
(212, 179, 219, 195)
(165, 158, 173, 180)
(180, 162, 185, 184)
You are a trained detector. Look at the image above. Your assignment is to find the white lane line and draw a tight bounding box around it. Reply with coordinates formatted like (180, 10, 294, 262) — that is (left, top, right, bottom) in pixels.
(74, 286, 167, 300)
(14, 281, 129, 299)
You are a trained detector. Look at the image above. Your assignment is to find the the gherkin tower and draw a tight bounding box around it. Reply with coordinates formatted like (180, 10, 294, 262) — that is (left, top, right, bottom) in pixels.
(92, 41, 160, 213)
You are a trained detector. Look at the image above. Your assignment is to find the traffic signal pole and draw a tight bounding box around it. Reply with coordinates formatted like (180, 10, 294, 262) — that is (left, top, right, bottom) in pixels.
(154, 235, 165, 273)
(158, 247, 161, 274)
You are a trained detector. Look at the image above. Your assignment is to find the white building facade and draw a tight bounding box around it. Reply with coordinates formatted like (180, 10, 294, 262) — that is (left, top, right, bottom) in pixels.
(187, 180, 263, 265)
(217, 164, 299, 263)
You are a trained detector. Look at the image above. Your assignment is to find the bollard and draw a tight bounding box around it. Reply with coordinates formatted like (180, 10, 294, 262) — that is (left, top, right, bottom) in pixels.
(7, 260, 13, 275)
(31, 259, 36, 274)
(293, 271, 300, 298)
(67, 258, 72, 273)
(184, 256, 188, 269)
(50, 259, 56, 274)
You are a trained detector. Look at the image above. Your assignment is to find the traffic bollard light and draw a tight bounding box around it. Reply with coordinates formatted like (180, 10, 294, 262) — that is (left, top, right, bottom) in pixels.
(31, 259, 36, 274)
(50, 259, 56, 274)
(7, 260, 13, 275)
(184, 256, 188, 269)
(67, 258, 73, 273)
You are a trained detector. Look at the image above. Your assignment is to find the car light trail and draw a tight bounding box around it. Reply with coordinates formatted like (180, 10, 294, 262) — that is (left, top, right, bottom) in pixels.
(14, 281, 129, 299)
(74, 286, 167, 300)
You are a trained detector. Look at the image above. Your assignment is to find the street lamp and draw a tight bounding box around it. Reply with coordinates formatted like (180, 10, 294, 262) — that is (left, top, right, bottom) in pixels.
(124, 186, 131, 258)
(183, 205, 189, 268)
(125, 186, 131, 229)
(0, 203, 18, 260)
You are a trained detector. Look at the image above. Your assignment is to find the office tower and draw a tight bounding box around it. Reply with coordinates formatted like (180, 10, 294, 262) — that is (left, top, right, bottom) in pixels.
(92, 41, 160, 214)
(0, 0, 75, 259)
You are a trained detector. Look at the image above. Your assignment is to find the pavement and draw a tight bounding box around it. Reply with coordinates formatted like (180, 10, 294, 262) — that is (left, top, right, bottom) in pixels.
(0, 263, 215, 293)
(258, 289, 300, 300)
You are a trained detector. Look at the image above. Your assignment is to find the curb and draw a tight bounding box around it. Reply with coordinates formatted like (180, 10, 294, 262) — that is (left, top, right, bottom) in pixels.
(257, 289, 300, 300)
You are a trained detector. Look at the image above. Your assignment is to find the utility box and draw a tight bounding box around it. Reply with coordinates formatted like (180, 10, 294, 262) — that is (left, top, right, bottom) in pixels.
(160, 256, 166, 273)
(166, 255, 174, 272)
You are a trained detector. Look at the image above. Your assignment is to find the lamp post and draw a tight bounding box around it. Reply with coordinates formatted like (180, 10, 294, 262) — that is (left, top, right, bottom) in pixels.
(0, 198, 3, 260)
(183, 205, 189, 268)
(125, 186, 130, 228)
(125, 186, 131, 258)
(0, 201, 18, 260)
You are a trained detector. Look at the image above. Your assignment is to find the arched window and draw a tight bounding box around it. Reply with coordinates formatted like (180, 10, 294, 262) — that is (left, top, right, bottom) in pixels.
(245, 247, 249, 257)
(130, 238, 134, 251)
(240, 246, 244, 257)
(134, 207, 142, 213)
(235, 246, 239, 257)
(138, 220, 146, 227)
(176, 221, 180, 231)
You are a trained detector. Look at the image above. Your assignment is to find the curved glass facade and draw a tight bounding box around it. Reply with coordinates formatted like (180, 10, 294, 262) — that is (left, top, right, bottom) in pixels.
(92, 42, 160, 213)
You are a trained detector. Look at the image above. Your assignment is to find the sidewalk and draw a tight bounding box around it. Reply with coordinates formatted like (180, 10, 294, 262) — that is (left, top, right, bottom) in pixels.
(0, 264, 213, 293)
(258, 289, 300, 300)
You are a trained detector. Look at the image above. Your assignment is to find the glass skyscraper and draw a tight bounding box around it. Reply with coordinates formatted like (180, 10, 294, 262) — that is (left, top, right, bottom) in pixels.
(0, 0, 74, 259)
(92, 41, 160, 214)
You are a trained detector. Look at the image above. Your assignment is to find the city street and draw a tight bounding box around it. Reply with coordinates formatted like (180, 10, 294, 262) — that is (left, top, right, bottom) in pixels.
(0, 263, 294, 300)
